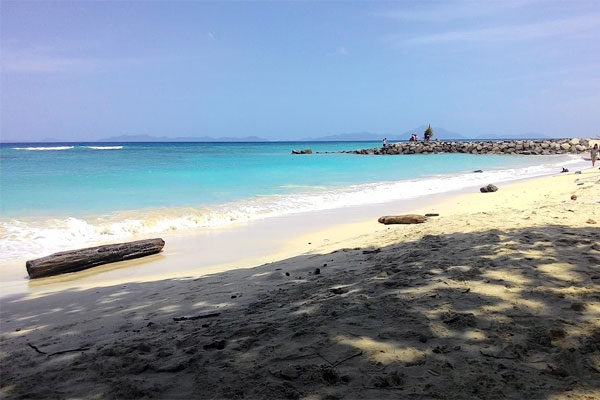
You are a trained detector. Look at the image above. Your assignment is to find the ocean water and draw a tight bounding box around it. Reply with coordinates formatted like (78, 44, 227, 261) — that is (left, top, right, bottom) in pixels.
(0, 141, 587, 261)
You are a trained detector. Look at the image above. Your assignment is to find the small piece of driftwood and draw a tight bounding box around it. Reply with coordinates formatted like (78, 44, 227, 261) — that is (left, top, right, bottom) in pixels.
(26, 238, 165, 279)
(378, 215, 427, 225)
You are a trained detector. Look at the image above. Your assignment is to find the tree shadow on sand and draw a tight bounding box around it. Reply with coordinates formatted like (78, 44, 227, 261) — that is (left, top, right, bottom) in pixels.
(1, 224, 599, 399)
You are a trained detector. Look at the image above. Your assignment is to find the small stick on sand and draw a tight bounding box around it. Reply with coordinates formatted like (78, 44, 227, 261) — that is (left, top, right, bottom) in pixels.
(332, 351, 363, 367)
(173, 312, 221, 322)
(28, 342, 90, 357)
(48, 347, 90, 357)
(479, 350, 518, 360)
(27, 343, 47, 354)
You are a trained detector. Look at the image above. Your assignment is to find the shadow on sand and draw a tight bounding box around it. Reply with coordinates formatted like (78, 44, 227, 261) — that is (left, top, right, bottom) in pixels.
(1, 224, 599, 399)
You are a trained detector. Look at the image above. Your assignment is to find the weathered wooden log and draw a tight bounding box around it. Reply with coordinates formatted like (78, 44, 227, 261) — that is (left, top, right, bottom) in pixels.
(26, 238, 165, 279)
(378, 215, 427, 225)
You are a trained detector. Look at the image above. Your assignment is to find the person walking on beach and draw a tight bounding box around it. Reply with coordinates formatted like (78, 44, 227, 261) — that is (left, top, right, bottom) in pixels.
(591, 143, 598, 167)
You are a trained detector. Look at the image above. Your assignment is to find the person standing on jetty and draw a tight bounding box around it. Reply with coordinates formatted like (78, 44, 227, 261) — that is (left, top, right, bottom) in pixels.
(591, 143, 598, 167)
(382, 137, 387, 148)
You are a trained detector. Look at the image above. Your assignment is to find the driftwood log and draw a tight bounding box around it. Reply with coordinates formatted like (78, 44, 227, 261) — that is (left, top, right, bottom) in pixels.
(26, 238, 165, 279)
(378, 215, 427, 225)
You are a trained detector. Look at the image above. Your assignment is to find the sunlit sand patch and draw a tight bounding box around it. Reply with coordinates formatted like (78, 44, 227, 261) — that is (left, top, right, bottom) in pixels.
(428, 321, 453, 338)
(537, 263, 585, 283)
(291, 304, 320, 315)
(158, 305, 180, 313)
(534, 286, 597, 297)
(113, 304, 152, 314)
(469, 282, 548, 312)
(65, 307, 86, 314)
(460, 329, 487, 341)
(15, 315, 38, 322)
(547, 389, 600, 400)
(335, 335, 426, 364)
(108, 290, 133, 297)
(250, 272, 271, 278)
(469, 283, 511, 298)
(5, 325, 48, 337)
(483, 270, 532, 286)
(583, 302, 600, 315)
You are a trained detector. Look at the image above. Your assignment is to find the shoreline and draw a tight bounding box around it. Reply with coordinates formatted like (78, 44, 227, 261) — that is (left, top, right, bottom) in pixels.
(1, 165, 598, 398)
(0, 159, 592, 298)
(0, 150, 589, 263)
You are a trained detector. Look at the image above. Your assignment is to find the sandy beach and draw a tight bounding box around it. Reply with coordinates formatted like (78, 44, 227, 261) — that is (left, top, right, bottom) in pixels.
(1, 167, 599, 399)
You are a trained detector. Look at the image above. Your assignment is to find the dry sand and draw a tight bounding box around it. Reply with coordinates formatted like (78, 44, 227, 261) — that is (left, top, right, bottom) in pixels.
(1, 167, 599, 399)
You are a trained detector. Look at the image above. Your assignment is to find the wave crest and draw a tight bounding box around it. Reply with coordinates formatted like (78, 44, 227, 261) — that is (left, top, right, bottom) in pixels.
(0, 155, 588, 261)
(12, 146, 74, 151)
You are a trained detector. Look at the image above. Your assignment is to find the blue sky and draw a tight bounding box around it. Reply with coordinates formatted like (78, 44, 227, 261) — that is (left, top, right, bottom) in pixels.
(1, 0, 599, 141)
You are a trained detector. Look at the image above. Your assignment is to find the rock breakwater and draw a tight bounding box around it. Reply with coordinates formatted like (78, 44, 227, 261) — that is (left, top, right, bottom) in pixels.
(352, 138, 591, 155)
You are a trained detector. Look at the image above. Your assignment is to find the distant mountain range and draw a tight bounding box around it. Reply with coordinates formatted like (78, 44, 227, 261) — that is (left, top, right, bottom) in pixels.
(3, 129, 565, 143)
(474, 132, 549, 140)
(303, 126, 466, 141)
(97, 134, 269, 142)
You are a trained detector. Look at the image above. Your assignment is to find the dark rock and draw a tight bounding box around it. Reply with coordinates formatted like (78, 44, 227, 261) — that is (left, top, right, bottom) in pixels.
(571, 195, 577, 200)
(562, 168, 569, 173)
(314, 268, 320, 275)
(480, 184, 498, 193)
(353, 139, 590, 156)
(473, 170, 483, 173)
(291, 148, 312, 155)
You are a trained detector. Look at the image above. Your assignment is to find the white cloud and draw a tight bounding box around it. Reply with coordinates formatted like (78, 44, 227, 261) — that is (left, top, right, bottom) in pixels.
(374, 0, 543, 22)
(1, 47, 146, 74)
(399, 14, 600, 45)
(1, 52, 89, 73)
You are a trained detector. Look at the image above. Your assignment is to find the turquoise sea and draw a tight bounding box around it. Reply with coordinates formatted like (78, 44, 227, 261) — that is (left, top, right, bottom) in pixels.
(0, 141, 587, 260)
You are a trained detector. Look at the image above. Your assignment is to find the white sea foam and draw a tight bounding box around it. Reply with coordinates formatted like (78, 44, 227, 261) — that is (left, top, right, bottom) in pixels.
(0, 154, 589, 261)
(86, 146, 123, 150)
(12, 146, 74, 151)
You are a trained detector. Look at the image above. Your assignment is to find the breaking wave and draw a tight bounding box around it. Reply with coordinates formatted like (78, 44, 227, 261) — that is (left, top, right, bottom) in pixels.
(12, 146, 74, 151)
(0, 154, 588, 261)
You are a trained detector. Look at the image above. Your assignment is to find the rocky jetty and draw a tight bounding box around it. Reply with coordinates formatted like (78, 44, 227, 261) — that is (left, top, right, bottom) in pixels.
(292, 148, 312, 154)
(352, 138, 591, 156)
